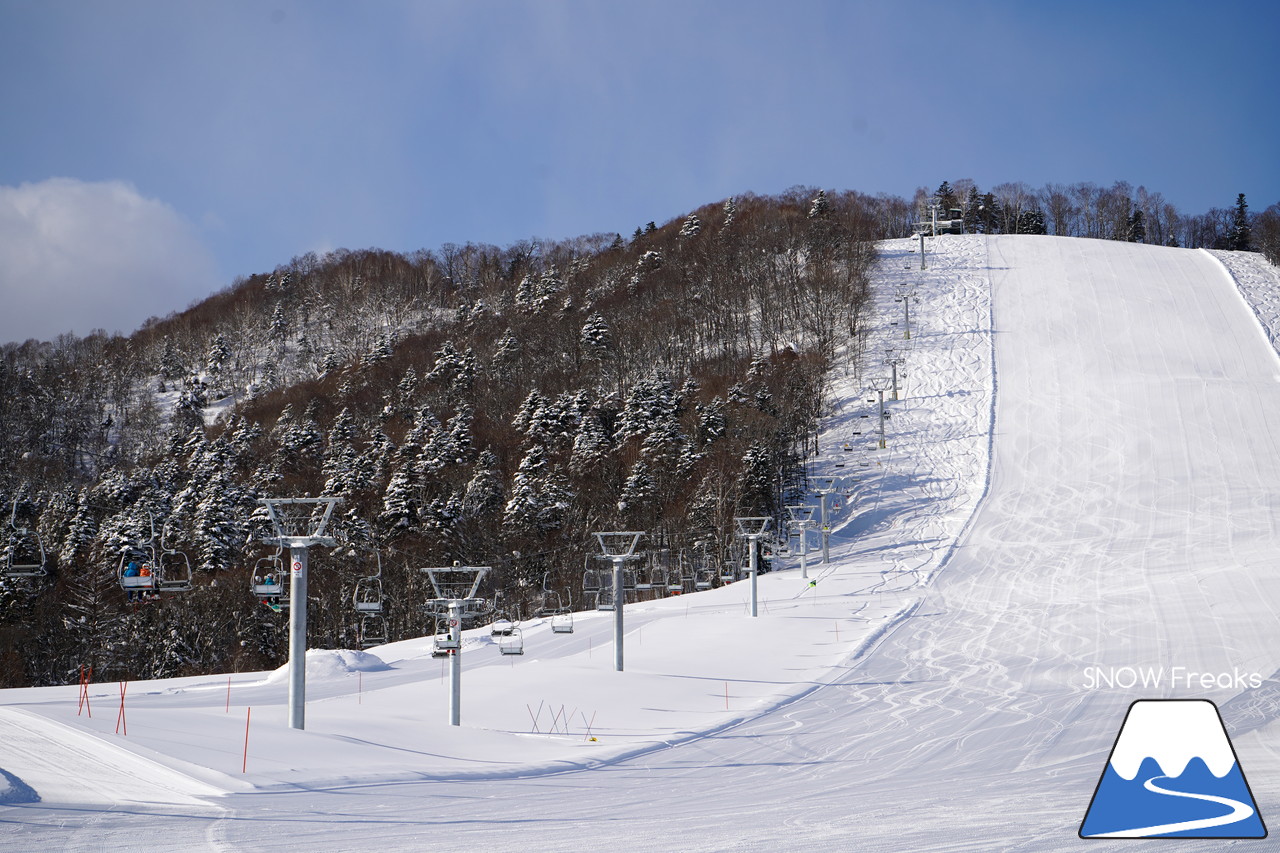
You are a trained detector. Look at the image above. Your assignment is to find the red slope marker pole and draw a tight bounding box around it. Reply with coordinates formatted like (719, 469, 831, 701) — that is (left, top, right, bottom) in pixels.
(115, 681, 127, 735)
(78, 666, 93, 718)
(226, 676, 232, 713)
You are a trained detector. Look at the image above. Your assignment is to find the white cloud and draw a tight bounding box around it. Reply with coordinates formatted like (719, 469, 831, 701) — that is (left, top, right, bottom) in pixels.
(0, 178, 221, 344)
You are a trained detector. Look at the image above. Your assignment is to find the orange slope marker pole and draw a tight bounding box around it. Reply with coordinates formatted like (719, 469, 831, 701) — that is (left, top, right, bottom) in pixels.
(242, 707, 252, 774)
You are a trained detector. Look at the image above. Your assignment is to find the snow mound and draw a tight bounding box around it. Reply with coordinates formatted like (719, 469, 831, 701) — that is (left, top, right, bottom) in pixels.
(0, 768, 40, 805)
(267, 649, 390, 683)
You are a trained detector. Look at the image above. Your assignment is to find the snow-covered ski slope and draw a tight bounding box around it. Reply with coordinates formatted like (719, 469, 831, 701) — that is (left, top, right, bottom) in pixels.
(4, 235, 1280, 852)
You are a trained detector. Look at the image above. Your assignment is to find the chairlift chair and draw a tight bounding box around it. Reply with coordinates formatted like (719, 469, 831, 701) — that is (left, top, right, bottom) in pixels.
(582, 567, 604, 593)
(594, 585, 616, 611)
(251, 551, 289, 609)
(4, 502, 48, 579)
(158, 548, 193, 593)
(634, 562, 654, 592)
(118, 554, 158, 598)
(358, 613, 388, 648)
(497, 626, 524, 656)
(353, 576, 384, 614)
(431, 616, 459, 657)
(351, 547, 385, 614)
(551, 611, 574, 634)
(591, 568, 638, 608)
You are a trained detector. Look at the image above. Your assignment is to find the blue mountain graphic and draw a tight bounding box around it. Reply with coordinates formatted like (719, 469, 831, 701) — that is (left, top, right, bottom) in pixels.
(1081, 756, 1266, 838)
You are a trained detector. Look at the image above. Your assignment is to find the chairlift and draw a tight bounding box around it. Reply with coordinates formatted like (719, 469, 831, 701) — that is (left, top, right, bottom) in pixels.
(583, 567, 606, 595)
(4, 500, 47, 579)
(432, 615, 459, 657)
(594, 585, 616, 611)
(551, 611, 575, 634)
(251, 548, 289, 609)
(634, 564, 654, 592)
(352, 549, 384, 614)
(354, 576, 383, 614)
(536, 572, 568, 617)
(118, 553, 158, 601)
(158, 550, 193, 593)
(665, 565, 685, 595)
(497, 626, 524, 656)
(118, 513, 193, 600)
(358, 613, 387, 648)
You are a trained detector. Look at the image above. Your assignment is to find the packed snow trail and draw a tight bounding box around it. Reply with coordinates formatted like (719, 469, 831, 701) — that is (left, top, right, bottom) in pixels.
(5, 236, 1280, 851)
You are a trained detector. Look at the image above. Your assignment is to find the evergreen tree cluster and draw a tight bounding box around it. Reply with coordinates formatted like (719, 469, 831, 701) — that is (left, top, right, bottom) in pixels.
(921, 180, 1274, 252)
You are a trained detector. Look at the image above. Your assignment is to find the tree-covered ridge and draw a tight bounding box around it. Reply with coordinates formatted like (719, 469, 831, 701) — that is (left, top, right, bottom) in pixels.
(0, 188, 879, 688)
(920, 180, 1279, 256)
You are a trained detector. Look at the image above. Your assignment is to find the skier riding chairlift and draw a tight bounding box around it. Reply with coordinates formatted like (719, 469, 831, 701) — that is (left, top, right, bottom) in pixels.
(124, 560, 141, 602)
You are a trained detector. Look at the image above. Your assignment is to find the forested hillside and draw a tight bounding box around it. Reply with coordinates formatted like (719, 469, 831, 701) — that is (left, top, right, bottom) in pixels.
(0, 188, 879, 687)
(2, 179, 1276, 689)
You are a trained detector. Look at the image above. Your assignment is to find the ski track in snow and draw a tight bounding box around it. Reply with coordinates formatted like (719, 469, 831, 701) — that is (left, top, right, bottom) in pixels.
(3, 237, 1280, 851)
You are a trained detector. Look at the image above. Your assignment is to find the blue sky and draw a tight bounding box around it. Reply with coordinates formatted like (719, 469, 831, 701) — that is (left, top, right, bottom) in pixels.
(1, 0, 1277, 344)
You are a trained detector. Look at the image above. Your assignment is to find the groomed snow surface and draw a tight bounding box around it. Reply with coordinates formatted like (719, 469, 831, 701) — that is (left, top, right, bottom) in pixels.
(4, 235, 1280, 851)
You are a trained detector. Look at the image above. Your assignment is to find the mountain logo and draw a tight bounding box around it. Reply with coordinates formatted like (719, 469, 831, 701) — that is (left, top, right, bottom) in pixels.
(1079, 699, 1266, 839)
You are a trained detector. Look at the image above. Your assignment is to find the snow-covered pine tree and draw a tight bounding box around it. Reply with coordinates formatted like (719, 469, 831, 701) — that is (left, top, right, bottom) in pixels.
(379, 464, 418, 532)
(617, 461, 656, 521)
(1018, 205, 1048, 236)
(58, 488, 98, 569)
(502, 443, 571, 534)
(512, 390, 547, 437)
(1229, 193, 1251, 251)
(680, 214, 702, 239)
(514, 275, 537, 312)
(808, 189, 830, 220)
(322, 434, 361, 497)
(580, 313, 613, 363)
(193, 470, 246, 573)
(1126, 207, 1145, 243)
(393, 367, 419, 415)
(269, 303, 287, 349)
(934, 181, 959, 212)
(721, 197, 737, 231)
(160, 336, 185, 381)
(462, 450, 504, 519)
(570, 411, 611, 475)
(205, 334, 230, 387)
(739, 440, 777, 515)
(491, 332, 521, 373)
(963, 186, 983, 234)
(362, 332, 392, 367)
(695, 396, 727, 444)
